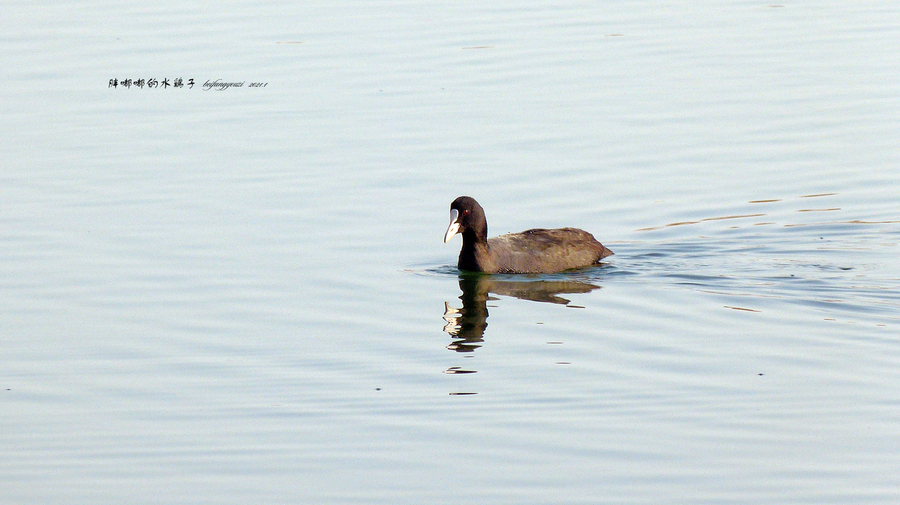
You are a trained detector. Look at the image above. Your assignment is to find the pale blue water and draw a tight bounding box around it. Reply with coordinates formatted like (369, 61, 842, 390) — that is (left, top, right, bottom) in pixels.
(3, 1, 900, 504)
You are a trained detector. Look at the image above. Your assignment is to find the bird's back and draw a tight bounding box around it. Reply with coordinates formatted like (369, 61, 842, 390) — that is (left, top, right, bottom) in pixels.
(485, 227, 613, 273)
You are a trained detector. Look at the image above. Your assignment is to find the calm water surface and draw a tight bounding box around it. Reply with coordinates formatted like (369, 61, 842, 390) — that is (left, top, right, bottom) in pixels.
(2, 1, 899, 504)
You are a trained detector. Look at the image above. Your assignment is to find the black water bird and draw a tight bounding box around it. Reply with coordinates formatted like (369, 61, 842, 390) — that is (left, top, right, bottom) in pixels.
(443, 196, 613, 274)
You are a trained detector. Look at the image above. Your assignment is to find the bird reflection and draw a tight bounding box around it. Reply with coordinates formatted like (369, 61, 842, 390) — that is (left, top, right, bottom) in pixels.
(442, 274, 602, 353)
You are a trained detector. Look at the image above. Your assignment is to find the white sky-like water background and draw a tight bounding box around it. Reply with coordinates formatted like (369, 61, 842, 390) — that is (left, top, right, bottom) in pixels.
(2, 1, 900, 503)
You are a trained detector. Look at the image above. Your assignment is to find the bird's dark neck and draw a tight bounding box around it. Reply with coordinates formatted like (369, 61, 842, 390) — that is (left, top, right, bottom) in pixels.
(458, 229, 489, 272)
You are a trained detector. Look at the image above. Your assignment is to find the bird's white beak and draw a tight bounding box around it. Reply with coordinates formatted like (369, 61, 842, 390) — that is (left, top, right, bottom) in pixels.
(443, 209, 460, 243)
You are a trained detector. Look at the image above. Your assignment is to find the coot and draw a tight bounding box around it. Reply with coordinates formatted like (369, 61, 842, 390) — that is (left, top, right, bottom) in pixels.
(443, 196, 613, 274)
